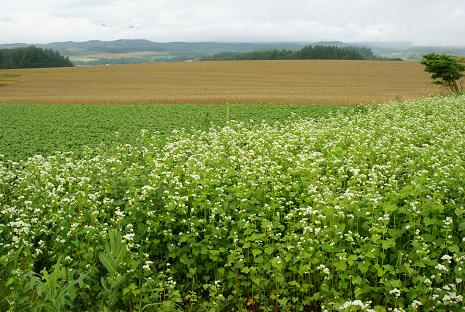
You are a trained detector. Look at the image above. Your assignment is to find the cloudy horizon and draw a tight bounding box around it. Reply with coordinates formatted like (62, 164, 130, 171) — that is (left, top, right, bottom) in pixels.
(1, 0, 464, 46)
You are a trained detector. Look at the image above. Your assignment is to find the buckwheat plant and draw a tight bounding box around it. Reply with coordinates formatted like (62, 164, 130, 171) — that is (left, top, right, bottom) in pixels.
(1, 95, 465, 311)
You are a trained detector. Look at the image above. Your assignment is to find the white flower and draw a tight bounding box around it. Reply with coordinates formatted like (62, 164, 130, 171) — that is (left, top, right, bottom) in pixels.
(411, 300, 422, 310)
(338, 300, 372, 311)
(435, 264, 449, 272)
(441, 254, 453, 263)
(389, 288, 401, 297)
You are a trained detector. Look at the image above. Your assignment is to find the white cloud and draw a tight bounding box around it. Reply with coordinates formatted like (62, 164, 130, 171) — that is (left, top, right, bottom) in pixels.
(0, 0, 464, 45)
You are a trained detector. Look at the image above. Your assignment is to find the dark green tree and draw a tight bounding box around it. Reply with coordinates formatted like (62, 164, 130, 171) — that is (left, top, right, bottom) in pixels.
(0, 46, 73, 69)
(203, 45, 390, 61)
(422, 53, 465, 94)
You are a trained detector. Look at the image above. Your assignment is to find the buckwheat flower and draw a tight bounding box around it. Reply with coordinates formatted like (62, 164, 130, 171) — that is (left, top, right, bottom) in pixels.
(114, 208, 124, 218)
(443, 292, 463, 304)
(435, 264, 449, 271)
(317, 264, 330, 275)
(411, 300, 422, 309)
(142, 260, 153, 271)
(389, 288, 401, 297)
(123, 233, 135, 241)
(338, 300, 372, 310)
(441, 254, 453, 263)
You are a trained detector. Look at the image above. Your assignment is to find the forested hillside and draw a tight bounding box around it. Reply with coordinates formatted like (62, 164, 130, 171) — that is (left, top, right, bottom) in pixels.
(203, 45, 402, 61)
(0, 46, 73, 69)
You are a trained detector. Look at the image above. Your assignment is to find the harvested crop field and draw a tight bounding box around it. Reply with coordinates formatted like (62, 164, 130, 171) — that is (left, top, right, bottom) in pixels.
(0, 60, 439, 104)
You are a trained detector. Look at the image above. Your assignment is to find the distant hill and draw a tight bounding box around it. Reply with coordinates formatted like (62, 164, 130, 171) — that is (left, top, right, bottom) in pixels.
(0, 40, 309, 65)
(1, 40, 465, 66)
(0, 40, 308, 55)
(202, 45, 403, 61)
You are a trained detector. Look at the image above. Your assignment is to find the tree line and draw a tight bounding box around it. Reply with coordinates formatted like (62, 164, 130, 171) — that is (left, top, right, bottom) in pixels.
(0, 46, 73, 69)
(202, 45, 402, 61)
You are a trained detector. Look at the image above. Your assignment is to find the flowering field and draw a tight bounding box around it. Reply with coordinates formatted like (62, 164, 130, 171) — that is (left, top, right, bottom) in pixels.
(1, 96, 465, 311)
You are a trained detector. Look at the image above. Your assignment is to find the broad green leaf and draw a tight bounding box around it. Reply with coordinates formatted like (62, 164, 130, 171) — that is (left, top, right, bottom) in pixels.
(99, 253, 117, 275)
(334, 261, 347, 272)
(382, 239, 396, 249)
(448, 245, 460, 253)
(264, 246, 274, 255)
(458, 222, 465, 232)
(358, 262, 369, 274)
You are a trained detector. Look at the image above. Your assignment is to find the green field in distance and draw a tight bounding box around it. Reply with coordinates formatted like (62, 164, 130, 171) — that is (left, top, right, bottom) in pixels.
(0, 103, 365, 160)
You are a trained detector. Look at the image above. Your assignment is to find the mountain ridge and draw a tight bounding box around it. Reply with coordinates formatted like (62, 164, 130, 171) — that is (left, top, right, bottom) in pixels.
(2, 39, 465, 65)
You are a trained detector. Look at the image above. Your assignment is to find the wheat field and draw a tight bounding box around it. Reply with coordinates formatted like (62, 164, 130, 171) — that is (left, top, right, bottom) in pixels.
(0, 60, 439, 104)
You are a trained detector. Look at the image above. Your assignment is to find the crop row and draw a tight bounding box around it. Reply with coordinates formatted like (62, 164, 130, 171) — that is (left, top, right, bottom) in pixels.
(0, 103, 361, 160)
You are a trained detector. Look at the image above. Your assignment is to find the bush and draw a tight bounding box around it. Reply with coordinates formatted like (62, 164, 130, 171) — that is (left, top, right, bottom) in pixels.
(422, 53, 465, 94)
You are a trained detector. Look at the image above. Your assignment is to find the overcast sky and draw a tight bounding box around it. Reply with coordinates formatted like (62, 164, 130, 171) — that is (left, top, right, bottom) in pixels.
(1, 0, 464, 45)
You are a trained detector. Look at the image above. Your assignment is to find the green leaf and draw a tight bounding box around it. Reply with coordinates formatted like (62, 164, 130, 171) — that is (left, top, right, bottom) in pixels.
(347, 255, 358, 266)
(264, 246, 274, 255)
(455, 207, 464, 217)
(383, 203, 398, 213)
(388, 228, 403, 239)
(106, 229, 127, 266)
(278, 297, 288, 306)
(448, 245, 460, 254)
(99, 253, 117, 275)
(352, 275, 363, 286)
(271, 258, 283, 270)
(334, 261, 347, 272)
(382, 239, 396, 249)
(458, 222, 465, 232)
(358, 262, 369, 274)
(101, 277, 108, 290)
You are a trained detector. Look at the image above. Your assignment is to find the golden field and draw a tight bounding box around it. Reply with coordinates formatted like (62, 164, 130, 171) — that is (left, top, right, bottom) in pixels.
(0, 60, 440, 104)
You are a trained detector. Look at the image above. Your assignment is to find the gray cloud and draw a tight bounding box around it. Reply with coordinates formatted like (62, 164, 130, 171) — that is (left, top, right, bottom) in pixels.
(0, 0, 464, 45)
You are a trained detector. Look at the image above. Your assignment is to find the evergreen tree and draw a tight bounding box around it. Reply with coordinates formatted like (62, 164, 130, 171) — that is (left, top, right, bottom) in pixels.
(0, 46, 73, 69)
(203, 45, 387, 61)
